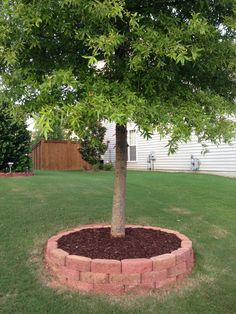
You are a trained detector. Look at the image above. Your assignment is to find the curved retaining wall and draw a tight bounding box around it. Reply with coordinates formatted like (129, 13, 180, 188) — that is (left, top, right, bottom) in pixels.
(45, 224, 194, 295)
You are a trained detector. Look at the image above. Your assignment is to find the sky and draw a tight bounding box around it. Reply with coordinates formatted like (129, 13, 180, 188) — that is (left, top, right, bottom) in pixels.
(27, 118, 35, 131)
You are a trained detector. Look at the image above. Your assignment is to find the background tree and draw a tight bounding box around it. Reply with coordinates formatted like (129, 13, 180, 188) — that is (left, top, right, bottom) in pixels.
(0, 102, 31, 172)
(0, 1, 235, 237)
(31, 120, 68, 148)
(76, 121, 108, 166)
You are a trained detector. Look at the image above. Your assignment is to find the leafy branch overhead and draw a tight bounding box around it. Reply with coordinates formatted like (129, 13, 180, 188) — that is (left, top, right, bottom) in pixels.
(0, 0, 235, 152)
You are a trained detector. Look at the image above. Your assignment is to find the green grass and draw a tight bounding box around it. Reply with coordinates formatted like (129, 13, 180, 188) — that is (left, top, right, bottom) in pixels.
(0, 170, 235, 314)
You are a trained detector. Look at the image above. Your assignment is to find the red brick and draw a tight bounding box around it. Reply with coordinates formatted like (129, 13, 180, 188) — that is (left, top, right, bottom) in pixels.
(79, 223, 110, 230)
(48, 249, 68, 266)
(48, 235, 60, 242)
(91, 259, 121, 274)
(126, 224, 144, 229)
(172, 248, 191, 264)
(93, 273, 109, 284)
(142, 270, 167, 284)
(190, 249, 194, 260)
(176, 233, 190, 241)
(129, 225, 162, 234)
(79, 271, 94, 283)
(168, 262, 187, 277)
(151, 253, 175, 271)
(55, 266, 79, 281)
(186, 258, 194, 273)
(53, 230, 73, 241)
(45, 226, 194, 295)
(47, 261, 59, 273)
(176, 273, 187, 281)
(57, 275, 68, 285)
(46, 240, 57, 253)
(122, 259, 152, 274)
(125, 283, 154, 294)
(66, 255, 91, 272)
(156, 277, 176, 288)
(45, 254, 53, 267)
(68, 280, 94, 292)
(110, 273, 140, 285)
(181, 240, 192, 249)
(94, 283, 124, 295)
(158, 228, 179, 235)
(80, 271, 108, 284)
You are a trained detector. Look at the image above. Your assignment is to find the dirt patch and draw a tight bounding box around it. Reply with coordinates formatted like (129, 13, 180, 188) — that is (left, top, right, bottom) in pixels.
(28, 237, 72, 295)
(0, 292, 18, 306)
(164, 207, 191, 215)
(28, 237, 51, 287)
(57, 227, 181, 260)
(108, 268, 215, 307)
(209, 225, 230, 239)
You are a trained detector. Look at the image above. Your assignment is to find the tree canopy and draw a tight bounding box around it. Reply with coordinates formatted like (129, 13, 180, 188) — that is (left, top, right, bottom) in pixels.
(0, 0, 235, 151)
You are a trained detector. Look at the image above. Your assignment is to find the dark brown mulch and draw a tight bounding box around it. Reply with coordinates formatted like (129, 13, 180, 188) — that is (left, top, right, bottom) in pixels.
(57, 227, 181, 260)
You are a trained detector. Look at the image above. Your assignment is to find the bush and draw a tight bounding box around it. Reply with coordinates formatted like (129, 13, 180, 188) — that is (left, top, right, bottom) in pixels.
(93, 162, 114, 171)
(78, 121, 107, 165)
(103, 162, 114, 171)
(0, 102, 31, 172)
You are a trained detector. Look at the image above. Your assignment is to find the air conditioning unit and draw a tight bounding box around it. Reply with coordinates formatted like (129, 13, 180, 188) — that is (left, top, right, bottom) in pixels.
(150, 151, 156, 160)
(191, 155, 200, 171)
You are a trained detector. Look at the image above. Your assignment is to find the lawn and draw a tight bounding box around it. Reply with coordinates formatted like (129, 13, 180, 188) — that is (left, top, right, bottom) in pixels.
(0, 170, 235, 314)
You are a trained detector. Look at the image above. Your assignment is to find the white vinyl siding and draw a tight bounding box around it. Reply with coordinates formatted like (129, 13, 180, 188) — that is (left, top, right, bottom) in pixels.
(103, 122, 116, 163)
(155, 135, 236, 172)
(103, 122, 236, 173)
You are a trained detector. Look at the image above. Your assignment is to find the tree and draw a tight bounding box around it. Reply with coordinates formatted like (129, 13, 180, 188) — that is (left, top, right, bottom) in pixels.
(77, 121, 108, 165)
(31, 120, 68, 148)
(0, 102, 31, 172)
(0, 1, 235, 237)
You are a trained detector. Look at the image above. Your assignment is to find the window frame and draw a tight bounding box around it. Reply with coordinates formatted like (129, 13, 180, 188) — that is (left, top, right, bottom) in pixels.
(127, 128, 137, 162)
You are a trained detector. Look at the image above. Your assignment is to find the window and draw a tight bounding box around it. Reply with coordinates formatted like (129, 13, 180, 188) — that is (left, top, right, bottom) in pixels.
(128, 129, 137, 161)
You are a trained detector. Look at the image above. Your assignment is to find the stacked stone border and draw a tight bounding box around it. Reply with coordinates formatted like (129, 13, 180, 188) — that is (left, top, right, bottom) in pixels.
(0, 172, 34, 177)
(45, 224, 194, 295)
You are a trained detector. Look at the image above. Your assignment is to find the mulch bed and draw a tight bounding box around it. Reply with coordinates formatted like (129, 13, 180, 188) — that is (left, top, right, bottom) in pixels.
(57, 227, 181, 260)
(0, 172, 34, 177)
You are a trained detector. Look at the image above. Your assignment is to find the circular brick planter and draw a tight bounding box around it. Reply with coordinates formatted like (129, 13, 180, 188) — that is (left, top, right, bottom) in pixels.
(44, 224, 194, 295)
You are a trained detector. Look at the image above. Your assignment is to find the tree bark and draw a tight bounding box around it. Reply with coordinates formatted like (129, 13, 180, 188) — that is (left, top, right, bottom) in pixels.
(111, 124, 127, 238)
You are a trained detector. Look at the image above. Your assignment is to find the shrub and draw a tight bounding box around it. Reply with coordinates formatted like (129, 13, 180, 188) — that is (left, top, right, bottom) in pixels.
(0, 103, 31, 172)
(103, 162, 114, 171)
(93, 162, 113, 171)
(78, 121, 107, 165)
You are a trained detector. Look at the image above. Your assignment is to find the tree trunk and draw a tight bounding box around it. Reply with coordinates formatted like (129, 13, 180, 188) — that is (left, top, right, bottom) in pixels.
(111, 124, 127, 238)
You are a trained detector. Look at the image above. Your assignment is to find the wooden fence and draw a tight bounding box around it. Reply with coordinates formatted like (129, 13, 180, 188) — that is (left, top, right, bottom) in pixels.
(32, 140, 92, 170)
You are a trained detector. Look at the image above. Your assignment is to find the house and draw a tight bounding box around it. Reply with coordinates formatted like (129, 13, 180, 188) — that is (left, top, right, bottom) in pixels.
(103, 122, 236, 176)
